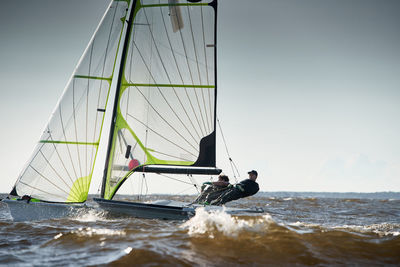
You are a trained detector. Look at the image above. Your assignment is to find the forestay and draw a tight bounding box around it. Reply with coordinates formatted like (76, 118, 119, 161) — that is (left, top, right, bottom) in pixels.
(11, 1, 128, 202)
(102, 0, 218, 199)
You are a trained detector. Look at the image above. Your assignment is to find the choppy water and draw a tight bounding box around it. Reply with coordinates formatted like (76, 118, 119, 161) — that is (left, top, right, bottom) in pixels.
(1, 192, 399, 266)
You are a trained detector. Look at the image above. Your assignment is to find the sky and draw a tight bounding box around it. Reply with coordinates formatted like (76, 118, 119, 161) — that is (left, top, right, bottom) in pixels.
(0, 0, 400, 194)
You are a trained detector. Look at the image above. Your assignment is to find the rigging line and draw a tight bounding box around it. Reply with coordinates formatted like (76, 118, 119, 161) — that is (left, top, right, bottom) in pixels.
(139, 9, 200, 144)
(231, 159, 241, 179)
(134, 86, 199, 153)
(157, 173, 194, 186)
(127, 113, 197, 157)
(47, 128, 75, 185)
(159, 6, 202, 141)
(186, 5, 209, 134)
(72, 78, 84, 193)
(28, 165, 70, 196)
(217, 118, 239, 182)
(201, 6, 213, 131)
(173, 6, 206, 136)
(144, 147, 194, 162)
(188, 174, 200, 194)
(90, 2, 120, 177)
(59, 106, 80, 188)
(176, 185, 196, 195)
(140, 173, 148, 199)
(19, 181, 66, 200)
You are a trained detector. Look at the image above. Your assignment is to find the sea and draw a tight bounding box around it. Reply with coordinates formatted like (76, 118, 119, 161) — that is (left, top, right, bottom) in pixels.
(1, 192, 399, 266)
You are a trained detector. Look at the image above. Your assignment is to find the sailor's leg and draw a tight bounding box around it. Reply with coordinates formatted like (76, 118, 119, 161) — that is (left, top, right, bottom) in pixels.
(211, 188, 242, 205)
(193, 187, 213, 204)
(204, 187, 230, 203)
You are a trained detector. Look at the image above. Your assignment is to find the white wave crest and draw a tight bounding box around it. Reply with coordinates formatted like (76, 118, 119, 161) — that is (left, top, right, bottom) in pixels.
(335, 223, 400, 237)
(180, 207, 274, 238)
(71, 208, 109, 222)
(72, 227, 126, 237)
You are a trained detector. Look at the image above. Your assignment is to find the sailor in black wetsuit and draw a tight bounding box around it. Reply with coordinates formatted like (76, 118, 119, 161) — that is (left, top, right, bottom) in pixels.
(211, 170, 259, 206)
(193, 175, 230, 204)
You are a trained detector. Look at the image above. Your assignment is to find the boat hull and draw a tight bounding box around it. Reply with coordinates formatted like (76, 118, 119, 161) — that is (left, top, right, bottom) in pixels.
(94, 198, 192, 220)
(94, 198, 264, 220)
(2, 199, 86, 222)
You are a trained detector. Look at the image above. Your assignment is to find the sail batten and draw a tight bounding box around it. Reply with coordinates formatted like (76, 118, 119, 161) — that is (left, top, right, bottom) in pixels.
(74, 75, 112, 81)
(123, 83, 214, 88)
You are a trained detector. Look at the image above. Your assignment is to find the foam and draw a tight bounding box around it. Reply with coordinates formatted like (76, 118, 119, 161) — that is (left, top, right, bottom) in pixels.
(180, 207, 274, 238)
(70, 208, 109, 222)
(334, 223, 400, 237)
(72, 227, 126, 237)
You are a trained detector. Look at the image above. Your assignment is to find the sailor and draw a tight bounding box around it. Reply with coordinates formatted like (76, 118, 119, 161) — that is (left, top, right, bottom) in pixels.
(193, 175, 230, 204)
(211, 170, 259, 205)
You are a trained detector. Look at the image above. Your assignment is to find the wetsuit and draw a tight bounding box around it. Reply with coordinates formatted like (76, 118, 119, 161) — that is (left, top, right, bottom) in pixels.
(211, 179, 259, 205)
(193, 183, 230, 204)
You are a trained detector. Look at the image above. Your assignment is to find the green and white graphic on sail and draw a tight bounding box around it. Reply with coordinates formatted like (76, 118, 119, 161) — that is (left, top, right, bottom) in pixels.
(102, 0, 217, 199)
(11, 1, 129, 203)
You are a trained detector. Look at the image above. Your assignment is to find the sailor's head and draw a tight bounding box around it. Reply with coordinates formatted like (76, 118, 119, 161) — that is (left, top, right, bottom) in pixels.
(248, 170, 258, 180)
(218, 174, 229, 182)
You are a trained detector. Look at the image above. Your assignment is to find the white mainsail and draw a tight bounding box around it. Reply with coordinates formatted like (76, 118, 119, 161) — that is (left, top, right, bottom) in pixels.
(102, 0, 218, 199)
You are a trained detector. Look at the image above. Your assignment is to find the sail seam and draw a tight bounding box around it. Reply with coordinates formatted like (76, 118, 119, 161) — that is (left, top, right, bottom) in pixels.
(47, 128, 75, 185)
(127, 113, 198, 157)
(28, 165, 70, 196)
(159, 6, 203, 140)
(134, 87, 199, 152)
(19, 181, 65, 200)
(173, 6, 206, 136)
(130, 39, 200, 145)
(141, 7, 204, 142)
(186, 5, 209, 134)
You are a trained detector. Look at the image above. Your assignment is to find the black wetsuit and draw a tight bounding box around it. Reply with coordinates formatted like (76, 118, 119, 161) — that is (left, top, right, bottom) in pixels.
(211, 179, 259, 205)
(193, 183, 230, 204)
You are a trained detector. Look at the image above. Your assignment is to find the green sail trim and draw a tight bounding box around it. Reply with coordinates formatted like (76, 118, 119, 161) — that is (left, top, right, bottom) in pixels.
(39, 140, 99, 146)
(141, 3, 209, 8)
(74, 75, 112, 82)
(67, 175, 91, 202)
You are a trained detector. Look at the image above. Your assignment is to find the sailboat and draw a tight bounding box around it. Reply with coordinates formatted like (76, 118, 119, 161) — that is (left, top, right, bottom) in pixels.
(3, 0, 263, 221)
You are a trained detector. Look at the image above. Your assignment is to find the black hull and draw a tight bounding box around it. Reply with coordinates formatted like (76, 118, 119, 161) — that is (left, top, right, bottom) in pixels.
(93, 198, 194, 220)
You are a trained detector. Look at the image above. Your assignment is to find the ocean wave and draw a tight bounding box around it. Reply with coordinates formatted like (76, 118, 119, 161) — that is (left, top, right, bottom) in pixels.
(180, 207, 274, 238)
(71, 227, 126, 237)
(332, 223, 400, 237)
(69, 208, 110, 222)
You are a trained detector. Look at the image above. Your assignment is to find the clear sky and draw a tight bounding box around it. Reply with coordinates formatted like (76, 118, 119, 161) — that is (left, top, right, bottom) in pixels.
(0, 0, 400, 194)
